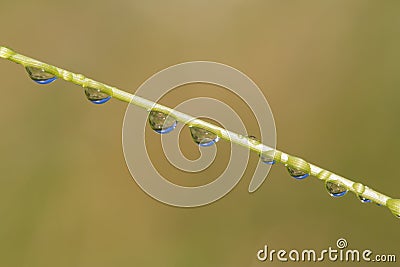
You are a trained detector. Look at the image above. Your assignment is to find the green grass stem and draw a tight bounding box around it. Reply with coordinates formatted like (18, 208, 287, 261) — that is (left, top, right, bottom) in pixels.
(1, 46, 398, 219)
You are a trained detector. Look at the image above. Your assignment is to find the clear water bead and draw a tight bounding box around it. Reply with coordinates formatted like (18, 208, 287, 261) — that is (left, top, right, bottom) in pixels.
(325, 181, 348, 197)
(286, 165, 309, 179)
(260, 152, 276, 165)
(84, 88, 111, 104)
(358, 196, 372, 203)
(189, 126, 219, 147)
(248, 136, 275, 164)
(148, 110, 177, 134)
(25, 66, 57, 84)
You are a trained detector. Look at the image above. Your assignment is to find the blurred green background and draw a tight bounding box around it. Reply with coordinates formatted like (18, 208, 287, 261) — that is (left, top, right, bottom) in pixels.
(0, 1, 399, 266)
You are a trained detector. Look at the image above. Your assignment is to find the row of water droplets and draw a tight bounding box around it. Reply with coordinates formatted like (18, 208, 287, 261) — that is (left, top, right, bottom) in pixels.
(25, 66, 380, 206)
(147, 110, 219, 147)
(325, 181, 380, 205)
(147, 111, 378, 204)
(26, 66, 111, 104)
(247, 134, 380, 204)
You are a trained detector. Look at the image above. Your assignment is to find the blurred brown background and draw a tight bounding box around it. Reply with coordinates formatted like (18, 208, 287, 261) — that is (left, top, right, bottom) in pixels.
(0, 1, 399, 266)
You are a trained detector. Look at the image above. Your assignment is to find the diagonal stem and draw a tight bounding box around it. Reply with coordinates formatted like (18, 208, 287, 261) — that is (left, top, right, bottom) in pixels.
(1, 46, 398, 219)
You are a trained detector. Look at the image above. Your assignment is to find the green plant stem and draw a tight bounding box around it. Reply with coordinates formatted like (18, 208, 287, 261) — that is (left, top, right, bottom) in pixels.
(1, 46, 398, 218)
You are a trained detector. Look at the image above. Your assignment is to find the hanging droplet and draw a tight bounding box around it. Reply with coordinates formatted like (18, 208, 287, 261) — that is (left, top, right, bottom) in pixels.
(25, 66, 57, 84)
(248, 136, 275, 164)
(148, 110, 177, 134)
(285, 157, 310, 180)
(260, 152, 275, 165)
(358, 196, 372, 203)
(286, 165, 309, 179)
(325, 181, 348, 197)
(84, 87, 111, 104)
(189, 126, 219, 147)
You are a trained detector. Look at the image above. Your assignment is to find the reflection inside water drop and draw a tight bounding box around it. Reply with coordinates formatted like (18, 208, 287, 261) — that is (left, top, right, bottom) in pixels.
(148, 110, 177, 134)
(84, 87, 111, 104)
(189, 126, 219, 147)
(248, 136, 275, 164)
(358, 196, 372, 203)
(25, 66, 57, 84)
(286, 165, 309, 179)
(325, 181, 348, 197)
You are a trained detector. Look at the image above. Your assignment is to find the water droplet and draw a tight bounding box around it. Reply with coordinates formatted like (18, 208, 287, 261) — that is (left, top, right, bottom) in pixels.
(286, 165, 309, 179)
(358, 196, 372, 203)
(248, 136, 276, 164)
(25, 66, 57, 84)
(148, 110, 177, 134)
(325, 181, 348, 197)
(84, 88, 111, 104)
(260, 152, 275, 165)
(189, 126, 219, 147)
(285, 157, 310, 180)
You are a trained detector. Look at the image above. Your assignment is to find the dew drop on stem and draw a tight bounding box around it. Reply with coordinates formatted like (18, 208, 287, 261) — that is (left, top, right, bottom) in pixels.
(248, 136, 275, 165)
(286, 166, 309, 179)
(148, 110, 177, 134)
(189, 126, 219, 147)
(84, 87, 111, 104)
(25, 66, 57, 84)
(358, 196, 372, 203)
(325, 181, 348, 197)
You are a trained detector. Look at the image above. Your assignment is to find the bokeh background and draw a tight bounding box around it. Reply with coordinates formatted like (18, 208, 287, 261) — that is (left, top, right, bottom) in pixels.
(1, 1, 399, 266)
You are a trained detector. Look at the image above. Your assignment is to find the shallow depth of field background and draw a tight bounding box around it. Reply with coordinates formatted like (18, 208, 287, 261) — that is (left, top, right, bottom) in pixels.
(0, 1, 399, 266)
